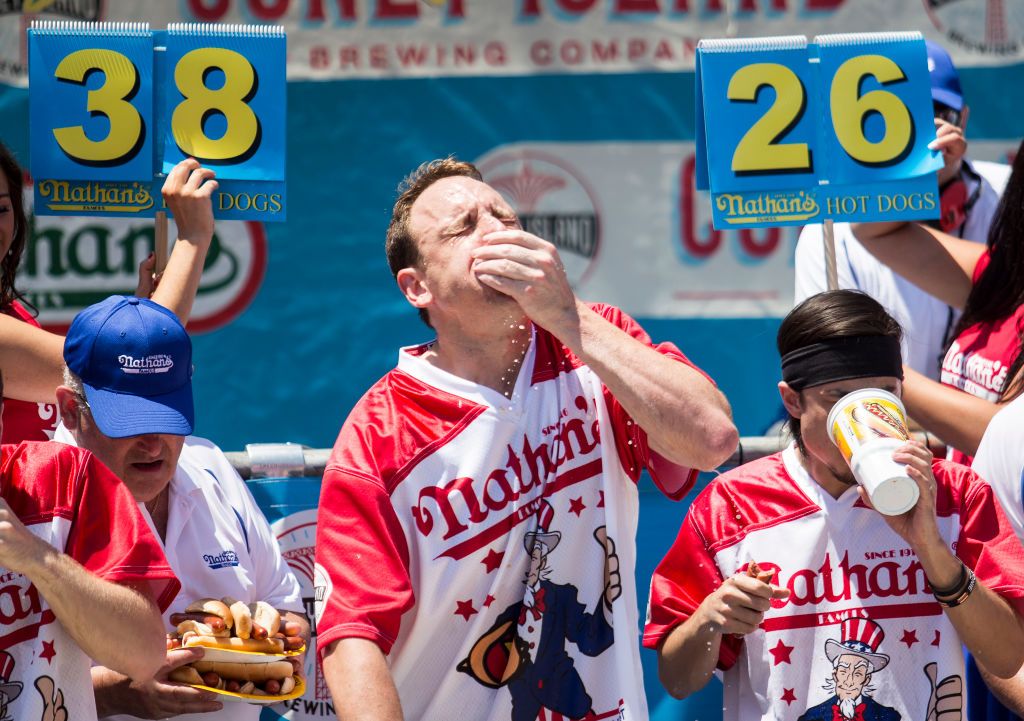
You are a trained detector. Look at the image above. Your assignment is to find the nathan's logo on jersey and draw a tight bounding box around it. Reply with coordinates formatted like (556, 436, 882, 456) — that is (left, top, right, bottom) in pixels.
(0, 575, 56, 651)
(119, 354, 174, 375)
(756, 552, 930, 610)
(202, 550, 240, 570)
(478, 151, 600, 288)
(411, 396, 602, 560)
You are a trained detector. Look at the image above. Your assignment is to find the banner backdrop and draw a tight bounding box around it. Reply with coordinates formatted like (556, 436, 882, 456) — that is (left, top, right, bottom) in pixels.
(1, 1, 1023, 719)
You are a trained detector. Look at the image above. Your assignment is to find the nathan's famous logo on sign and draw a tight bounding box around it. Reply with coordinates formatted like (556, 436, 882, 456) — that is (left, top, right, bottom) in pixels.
(37, 180, 155, 215)
(924, 0, 1022, 55)
(0, 0, 102, 83)
(478, 152, 600, 288)
(714, 190, 819, 226)
(18, 184, 266, 334)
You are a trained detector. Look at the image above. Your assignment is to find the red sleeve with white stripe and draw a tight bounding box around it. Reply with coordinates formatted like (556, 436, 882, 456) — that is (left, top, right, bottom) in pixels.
(944, 462, 1024, 616)
(589, 303, 715, 500)
(65, 454, 180, 611)
(642, 503, 743, 670)
(315, 465, 413, 660)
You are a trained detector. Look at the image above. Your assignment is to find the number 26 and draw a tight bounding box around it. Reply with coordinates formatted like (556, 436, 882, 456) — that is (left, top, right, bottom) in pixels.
(52, 47, 260, 165)
(729, 54, 914, 174)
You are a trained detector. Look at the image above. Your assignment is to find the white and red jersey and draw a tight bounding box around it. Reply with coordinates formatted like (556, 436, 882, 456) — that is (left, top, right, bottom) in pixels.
(644, 446, 1024, 721)
(0, 441, 179, 721)
(315, 304, 707, 721)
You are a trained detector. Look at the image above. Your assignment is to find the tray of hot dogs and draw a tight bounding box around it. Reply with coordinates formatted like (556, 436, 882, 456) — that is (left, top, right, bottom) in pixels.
(166, 597, 306, 704)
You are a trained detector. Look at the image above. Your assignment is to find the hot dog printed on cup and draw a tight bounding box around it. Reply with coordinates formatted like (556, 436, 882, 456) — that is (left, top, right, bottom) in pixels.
(826, 389, 919, 516)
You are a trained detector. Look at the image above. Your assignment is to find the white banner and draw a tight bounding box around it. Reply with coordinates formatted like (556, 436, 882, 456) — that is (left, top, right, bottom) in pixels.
(2, 0, 1023, 85)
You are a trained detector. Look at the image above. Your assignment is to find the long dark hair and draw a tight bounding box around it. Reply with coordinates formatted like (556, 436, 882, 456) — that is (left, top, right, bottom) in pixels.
(778, 290, 903, 454)
(951, 140, 1024, 400)
(0, 142, 29, 311)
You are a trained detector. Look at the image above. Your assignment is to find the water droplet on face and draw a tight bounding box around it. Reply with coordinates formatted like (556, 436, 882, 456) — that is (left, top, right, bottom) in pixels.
(518, 325, 526, 330)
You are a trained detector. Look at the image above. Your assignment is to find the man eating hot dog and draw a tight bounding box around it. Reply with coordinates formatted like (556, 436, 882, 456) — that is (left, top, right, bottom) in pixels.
(52, 296, 310, 720)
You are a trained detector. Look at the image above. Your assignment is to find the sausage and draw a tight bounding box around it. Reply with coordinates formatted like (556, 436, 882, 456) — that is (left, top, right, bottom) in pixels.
(201, 671, 221, 688)
(283, 636, 304, 651)
(282, 620, 303, 637)
(263, 678, 282, 695)
(170, 613, 227, 631)
(250, 621, 269, 640)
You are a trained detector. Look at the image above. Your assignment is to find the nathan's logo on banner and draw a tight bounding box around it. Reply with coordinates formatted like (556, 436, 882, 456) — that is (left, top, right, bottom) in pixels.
(478, 152, 600, 288)
(37, 179, 155, 215)
(17, 184, 266, 334)
(714, 190, 819, 226)
(925, 0, 1022, 55)
(0, 0, 102, 84)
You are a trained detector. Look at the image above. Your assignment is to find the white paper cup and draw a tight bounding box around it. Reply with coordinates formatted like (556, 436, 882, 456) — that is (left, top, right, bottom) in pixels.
(826, 389, 919, 516)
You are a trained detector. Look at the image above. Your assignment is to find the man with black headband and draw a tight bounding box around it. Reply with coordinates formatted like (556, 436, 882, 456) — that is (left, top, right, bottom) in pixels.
(643, 290, 1024, 721)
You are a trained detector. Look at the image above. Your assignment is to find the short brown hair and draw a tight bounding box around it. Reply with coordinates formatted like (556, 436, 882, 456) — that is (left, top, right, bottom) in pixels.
(386, 158, 482, 327)
(777, 290, 903, 453)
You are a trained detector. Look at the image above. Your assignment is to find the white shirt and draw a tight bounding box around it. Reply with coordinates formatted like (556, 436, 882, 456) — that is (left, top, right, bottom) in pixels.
(794, 160, 1010, 380)
(55, 426, 303, 721)
(972, 395, 1024, 544)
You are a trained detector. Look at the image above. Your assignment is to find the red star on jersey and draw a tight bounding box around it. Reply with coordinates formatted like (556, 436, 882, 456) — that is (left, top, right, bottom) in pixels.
(454, 600, 478, 621)
(481, 548, 504, 574)
(769, 639, 794, 666)
(568, 497, 586, 517)
(39, 640, 56, 664)
(780, 688, 797, 706)
(931, 630, 941, 647)
(597, 491, 605, 508)
(482, 594, 496, 608)
(900, 629, 919, 648)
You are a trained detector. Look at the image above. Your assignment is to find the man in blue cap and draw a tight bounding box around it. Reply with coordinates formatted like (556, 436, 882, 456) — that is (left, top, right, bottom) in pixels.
(794, 39, 1011, 382)
(52, 295, 309, 721)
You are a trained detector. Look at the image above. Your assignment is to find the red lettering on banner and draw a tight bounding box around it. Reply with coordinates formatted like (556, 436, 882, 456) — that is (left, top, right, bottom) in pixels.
(306, 0, 357, 22)
(557, 0, 599, 13)
(806, 0, 845, 9)
(739, 228, 780, 257)
(627, 39, 647, 61)
(411, 398, 602, 550)
(376, 0, 419, 19)
(680, 156, 721, 259)
(310, 46, 329, 69)
(339, 46, 360, 68)
(248, 0, 289, 20)
(188, 0, 230, 21)
(370, 44, 389, 69)
(616, 0, 660, 11)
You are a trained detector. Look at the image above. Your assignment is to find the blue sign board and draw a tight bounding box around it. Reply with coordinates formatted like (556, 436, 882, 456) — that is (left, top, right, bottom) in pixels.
(29, 21, 286, 222)
(695, 32, 943, 229)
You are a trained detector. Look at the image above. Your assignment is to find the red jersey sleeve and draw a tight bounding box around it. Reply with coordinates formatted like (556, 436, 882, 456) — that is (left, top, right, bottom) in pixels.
(315, 464, 413, 660)
(643, 502, 743, 670)
(65, 454, 180, 612)
(945, 462, 1024, 616)
(589, 303, 715, 500)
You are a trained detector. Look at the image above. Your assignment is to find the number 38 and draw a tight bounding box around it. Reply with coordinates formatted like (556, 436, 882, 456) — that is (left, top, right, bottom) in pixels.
(730, 54, 913, 173)
(52, 47, 259, 165)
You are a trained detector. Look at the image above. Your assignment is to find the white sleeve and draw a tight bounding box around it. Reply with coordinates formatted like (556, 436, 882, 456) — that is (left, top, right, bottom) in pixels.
(973, 400, 1024, 544)
(234, 477, 304, 612)
(794, 224, 828, 303)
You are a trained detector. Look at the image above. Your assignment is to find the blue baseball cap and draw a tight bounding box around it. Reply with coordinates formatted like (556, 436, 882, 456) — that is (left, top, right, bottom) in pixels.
(926, 40, 964, 111)
(63, 296, 194, 438)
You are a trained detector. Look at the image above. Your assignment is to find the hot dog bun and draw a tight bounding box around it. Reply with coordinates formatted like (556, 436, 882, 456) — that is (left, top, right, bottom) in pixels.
(191, 660, 294, 682)
(176, 620, 230, 638)
(183, 634, 284, 654)
(248, 602, 281, 636)
(169, 666, 205, 685)
(185, 598, 233, 628)
(221, 597, 252, 640)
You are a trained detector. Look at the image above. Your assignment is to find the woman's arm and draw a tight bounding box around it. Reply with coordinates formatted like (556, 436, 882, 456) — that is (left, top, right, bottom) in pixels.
(902, 366, 1005, 457)
(850, 222, 985, 309)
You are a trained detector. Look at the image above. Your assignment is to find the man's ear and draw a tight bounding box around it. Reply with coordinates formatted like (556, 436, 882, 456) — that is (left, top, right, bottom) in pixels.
(55, 386, 81, 431)
(960, 104, 970, 131)
(396, 267, 431, 311)
(778, 381, 804, 420)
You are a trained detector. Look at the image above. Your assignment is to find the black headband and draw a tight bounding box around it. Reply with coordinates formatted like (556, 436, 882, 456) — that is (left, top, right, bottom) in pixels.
(781, 335, 903, 392)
